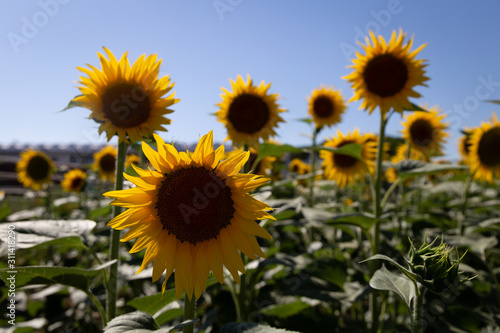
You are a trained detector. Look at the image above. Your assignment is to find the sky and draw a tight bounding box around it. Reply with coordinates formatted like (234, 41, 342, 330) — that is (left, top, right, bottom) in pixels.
(1, 1, 499, 161)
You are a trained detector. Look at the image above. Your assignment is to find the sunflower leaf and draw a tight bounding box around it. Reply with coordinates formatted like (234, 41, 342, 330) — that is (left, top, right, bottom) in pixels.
(0, 260, 116, 291)
(369, 265, 415, 309)
(398, 163, 468, 179)
(316, 143, 364, 163)
(60, 95, 84, 112)
(103, 311, 161, 332)
(404, 103, 427, 112)
(326, 213, 377, 232)
(253, 143, 303, 171)
(297, 117, 313, 124)
(260, 300, 312, 318)
(220, 323, 301, 333)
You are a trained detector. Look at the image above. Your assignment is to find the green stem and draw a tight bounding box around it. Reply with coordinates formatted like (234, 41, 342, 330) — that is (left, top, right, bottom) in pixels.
(106, 141, 128, 321)
(380, 178, 401, 209)
(411, 286, 424, 333)
(183, 292, 196, 333)
(87, 291, 108, 327)
(370, 111, 388, 333)
(308, 126, 320, 207)
(457, 175, 472, 235)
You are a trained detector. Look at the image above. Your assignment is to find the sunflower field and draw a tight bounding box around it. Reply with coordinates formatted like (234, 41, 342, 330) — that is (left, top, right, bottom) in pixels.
(1, 28, 500, 333)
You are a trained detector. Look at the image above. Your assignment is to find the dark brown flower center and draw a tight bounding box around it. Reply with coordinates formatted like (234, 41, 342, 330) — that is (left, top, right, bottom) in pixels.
(27, 155, 50, 181)
(313, 96, 334, 118)
(478, 127, 500, 167)
(99, 154, 116, 173)
(363, 54, 409, 97)
(71, 177, 83, 190)
(228, 94, 270, 134)
(101, 82, 151, 128)
(156, 167, 235, 245)
(333, 141, 358, 168)
(410, 119, 434, 148)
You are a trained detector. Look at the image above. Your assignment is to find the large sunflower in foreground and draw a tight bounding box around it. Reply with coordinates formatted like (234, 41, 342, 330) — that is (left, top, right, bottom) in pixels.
(216, 75, 285, 147)
(343, 29, 429, 115)
(469, 113, 500, 183)
(72, 47, 179, 143)
(320, 129, 376, 187)
(16, 149, 55, 190)
(61, 169, 87, 193)
(307, 86, 346, 128)
(402, 105, 448, 157)
(93, 146, 117, 182)
(104, 131, 274, 300)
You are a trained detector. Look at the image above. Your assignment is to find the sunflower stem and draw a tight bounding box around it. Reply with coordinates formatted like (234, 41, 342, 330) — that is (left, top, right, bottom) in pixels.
(87, 290, 108, 327)
(369, 111, 388, 333)
(106, 141, 127, 321)
(183, 292, 196, 333)
(308, 125, 321, 207)
(457, 174, 472, 235)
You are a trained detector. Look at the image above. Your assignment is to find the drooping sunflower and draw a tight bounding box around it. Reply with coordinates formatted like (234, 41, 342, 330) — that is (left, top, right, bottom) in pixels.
(104, 131, 274, 300)
(72, 47, 179, 143)
(343, 29, 429, 115)
(126, 154, 141, 168)
(216, 75, 286, 147)
(402, 105, 448, 157)
(469, 113, 500, 183)
(16, 149, 55, 190)
(320, 129, 376, 187)
(92, 146, 117, 182)
(61, 169, 87, 193)
(307, 86, 346, 128)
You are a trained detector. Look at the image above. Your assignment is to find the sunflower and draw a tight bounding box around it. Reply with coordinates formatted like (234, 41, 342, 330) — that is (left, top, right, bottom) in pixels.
(225, 147, 277, 177)
(61, 169, 87, 193)
(469, 113, 500, 183)
(93, 146, 117, 182)
(104, 131, 274, 300)
(343, 29, 429, 115)
(126, 154, 141, 168)
(361, 133, 387, 161)
(72, 47, 179, 143)
(320, 129, 376, 187)
(216, 75, 286, 147)
(289, 158, 305, 174)
(16, 149, 54, 190)
(392, 143, 428, 163)
(307, 86, 346, 128)
(402, 105, 448, 157)
(458, 128, 474, 164)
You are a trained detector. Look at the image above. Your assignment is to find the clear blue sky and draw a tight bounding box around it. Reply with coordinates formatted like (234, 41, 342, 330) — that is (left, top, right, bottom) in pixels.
(1, 1, 499, 161)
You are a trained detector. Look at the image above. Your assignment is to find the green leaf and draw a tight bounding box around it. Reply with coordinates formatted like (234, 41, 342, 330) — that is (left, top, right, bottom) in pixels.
(103, 311, 161, 332)
(126, 289, 177, 315)
(0, 260, 116, 291)
(403, 103, 427, 112)
(154, 308, 183, 326)
(0, 220, 96, 250)
(90, 205, 112, 220)
(361, 254, 419, 283)
(0, 203, 11, 221)
(261, 300, 312, 318)
(297, 117, 313, 124)
(60, 95, 84, 112)
(326, 213, 377, 232)
(398, 163, 468, 179)
(220, 323, 300, 333)
(316, 143, 364, 163)
(369, 265, 415, 309)
(486, 100, 500, 105)
(257, 143, 303, 160)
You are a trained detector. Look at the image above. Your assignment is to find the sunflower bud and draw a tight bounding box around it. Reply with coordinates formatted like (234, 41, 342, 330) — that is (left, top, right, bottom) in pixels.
(407, 236, 462, 292)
